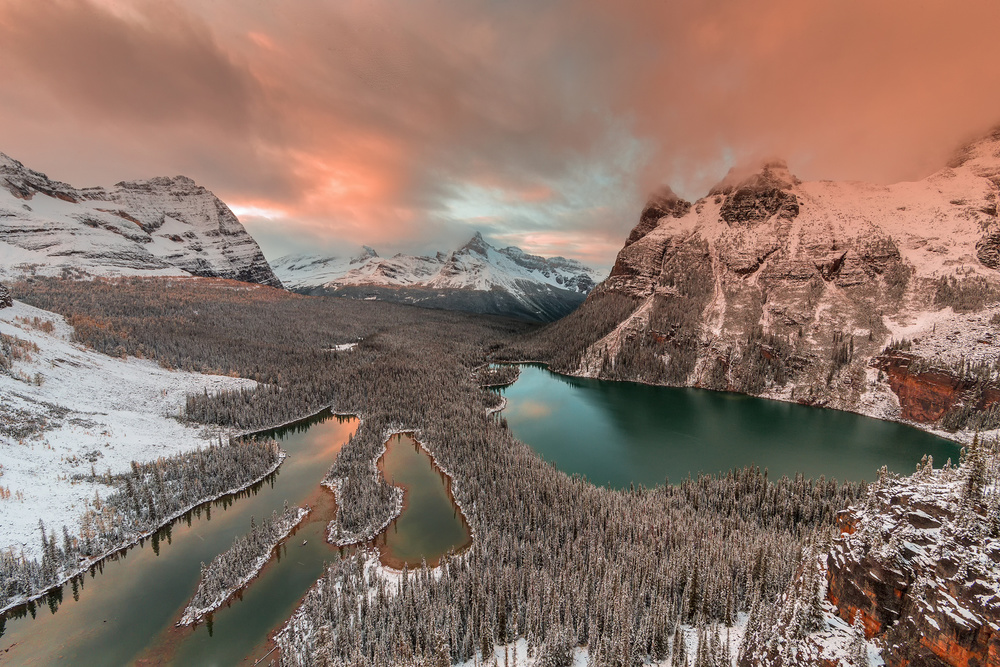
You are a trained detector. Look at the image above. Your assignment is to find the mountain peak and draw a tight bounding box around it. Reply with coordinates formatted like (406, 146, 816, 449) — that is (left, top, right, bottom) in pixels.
(0, 152, 24, 171)
(947, 124, 1000, 177)
(708, 158, 799, 197)
(624, 185, 692, 247)
(0, 153, 281, 287)
(272, 234, 601, 320)
(114, 175, 203, 193)
(459, 231, 491, 256)
(352, 246, 379, 263)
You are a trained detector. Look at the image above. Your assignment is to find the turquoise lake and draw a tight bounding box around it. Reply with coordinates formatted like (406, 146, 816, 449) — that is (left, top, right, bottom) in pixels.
(499, 365, 961, 487)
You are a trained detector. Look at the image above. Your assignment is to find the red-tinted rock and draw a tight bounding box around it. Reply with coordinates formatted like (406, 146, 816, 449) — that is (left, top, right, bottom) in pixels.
(873, 353, 1000, 423)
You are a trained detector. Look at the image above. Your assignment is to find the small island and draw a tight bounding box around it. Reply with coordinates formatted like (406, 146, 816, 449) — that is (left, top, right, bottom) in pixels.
(178, 504, 310, 627)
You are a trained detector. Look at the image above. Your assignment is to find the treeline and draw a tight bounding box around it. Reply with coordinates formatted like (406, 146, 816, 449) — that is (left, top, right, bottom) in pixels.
(180, 503, 308, 626)
(279, 462, 861, 666)
(0, 435, 281, 612)
(934, 274, 1000, 313)
(10, 277, 864, 665)
(494, 290, 642, 371)
(475, 364, 520, 388)
(14, 276, 532, 431)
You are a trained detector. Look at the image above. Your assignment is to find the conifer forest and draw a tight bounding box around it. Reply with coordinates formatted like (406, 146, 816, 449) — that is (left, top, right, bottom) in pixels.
(0, 277, 879, 665)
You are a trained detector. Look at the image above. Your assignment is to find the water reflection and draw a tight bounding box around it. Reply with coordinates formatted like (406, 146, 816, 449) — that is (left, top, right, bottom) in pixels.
(500, 365, 960, 487)
(1, 414, 474, 666)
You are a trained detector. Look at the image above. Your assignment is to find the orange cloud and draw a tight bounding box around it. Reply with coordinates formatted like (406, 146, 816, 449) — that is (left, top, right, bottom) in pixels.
(2, 0, 1000, 266)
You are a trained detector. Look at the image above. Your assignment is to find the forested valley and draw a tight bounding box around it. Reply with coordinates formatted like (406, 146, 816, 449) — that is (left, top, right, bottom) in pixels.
(6, 277, 868, 665)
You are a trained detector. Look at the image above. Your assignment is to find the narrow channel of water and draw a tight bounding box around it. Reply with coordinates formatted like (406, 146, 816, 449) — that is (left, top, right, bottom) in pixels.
(0, 412, 358, 666)
(0, 415, 471, 665)
(500, 365, 961, 487)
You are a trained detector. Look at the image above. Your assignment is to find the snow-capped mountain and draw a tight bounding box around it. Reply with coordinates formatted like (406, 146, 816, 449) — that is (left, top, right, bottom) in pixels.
(272, 232, 601, 321)
(0, 153, 281, 287)
(537, 125, 1000, 439)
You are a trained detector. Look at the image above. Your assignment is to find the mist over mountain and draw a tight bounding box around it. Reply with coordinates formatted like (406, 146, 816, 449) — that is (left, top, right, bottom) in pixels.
(509, 126, 1000, 439)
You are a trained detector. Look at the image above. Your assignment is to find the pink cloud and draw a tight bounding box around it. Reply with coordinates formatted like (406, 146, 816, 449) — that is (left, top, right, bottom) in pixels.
(2, 0, 1000, 265)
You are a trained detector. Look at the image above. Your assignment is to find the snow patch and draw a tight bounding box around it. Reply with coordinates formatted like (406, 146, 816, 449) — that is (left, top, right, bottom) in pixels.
(0, 300, 256, 558)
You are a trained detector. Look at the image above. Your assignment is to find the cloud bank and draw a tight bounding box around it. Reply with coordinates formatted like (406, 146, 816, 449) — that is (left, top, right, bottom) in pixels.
(2, 0, 1000, 267)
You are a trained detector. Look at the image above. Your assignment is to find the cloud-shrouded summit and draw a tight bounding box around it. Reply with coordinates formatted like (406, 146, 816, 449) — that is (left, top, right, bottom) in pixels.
(2, 0, 1000, 268)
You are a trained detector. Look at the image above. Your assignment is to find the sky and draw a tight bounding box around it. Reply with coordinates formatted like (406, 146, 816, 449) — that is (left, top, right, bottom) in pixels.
(2, 0, 1000, 270)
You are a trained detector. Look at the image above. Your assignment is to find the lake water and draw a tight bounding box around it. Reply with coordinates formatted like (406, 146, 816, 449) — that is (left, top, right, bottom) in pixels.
(0, 367, 959, 663)
(0, 413, 470, 665)
(374, 433, 472, 570)
(499, 365, 960, 487)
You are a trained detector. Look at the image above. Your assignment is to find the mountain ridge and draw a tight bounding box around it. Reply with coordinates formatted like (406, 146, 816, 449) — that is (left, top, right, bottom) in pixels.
(510, 125, 1000, 441)
(272, 233, 601, 322)
(0, 152, 282, 288)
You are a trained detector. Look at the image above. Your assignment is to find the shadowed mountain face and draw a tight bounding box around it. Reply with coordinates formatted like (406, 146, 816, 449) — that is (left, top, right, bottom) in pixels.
(273, 232, 602, 322)
(537, 128, 1000, 437)
(0, 152, 281, 288)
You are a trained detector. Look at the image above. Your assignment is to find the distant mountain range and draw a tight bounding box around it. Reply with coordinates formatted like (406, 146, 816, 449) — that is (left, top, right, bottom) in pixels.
(0, 151, 602, 321)
(272, 232, 602, 321)
(0, 152, 281, 287)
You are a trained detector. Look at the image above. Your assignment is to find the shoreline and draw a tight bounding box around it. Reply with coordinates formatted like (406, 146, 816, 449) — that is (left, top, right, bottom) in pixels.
(372, 432, 474, 571)
(131, 412, 358, 667)
(485, 395, 507, 416)
(0, 448, 288, 618)
(492, 358, 971, 447)
(0, 401, 347, 619)
(270, 426, 476, 664)
(323, 422, 404, 547)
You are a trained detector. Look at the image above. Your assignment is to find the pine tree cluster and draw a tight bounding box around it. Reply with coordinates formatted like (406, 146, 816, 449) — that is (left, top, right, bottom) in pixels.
(8, 277, 865, 665)
(0, 436, 281, 612)
(180, 502, 308, 625)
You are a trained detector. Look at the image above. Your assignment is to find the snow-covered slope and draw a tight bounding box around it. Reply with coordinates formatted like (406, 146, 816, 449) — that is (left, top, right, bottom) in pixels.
(549, 126, 1000, 438)
(0, 152, 282, 287)
(0, 299, 256, 558)
(272, 246, 383, 289)
(273, 233, 602, 321)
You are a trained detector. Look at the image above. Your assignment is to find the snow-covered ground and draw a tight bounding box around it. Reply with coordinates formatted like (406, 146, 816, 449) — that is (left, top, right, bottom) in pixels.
(455, 619, 750, 667)
(0, 299, 256, 558)
(281, 548, 749, 667)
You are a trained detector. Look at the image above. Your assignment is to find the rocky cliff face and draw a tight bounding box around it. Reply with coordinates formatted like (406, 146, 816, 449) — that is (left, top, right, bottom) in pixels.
(555, 128, 1000, 441)
(873, 353, 1000, 426)
(0, 153, 281, 288)
(742, 441, 1000, 666)
(0, 284, 11, 309)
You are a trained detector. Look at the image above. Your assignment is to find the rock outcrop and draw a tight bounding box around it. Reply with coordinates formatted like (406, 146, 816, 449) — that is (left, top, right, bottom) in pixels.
(546, 127, 1000, 440)
(742, 441, 1000, 666)
(711, 159, 801, 225)
(873, 353, 1000, 424)
(0, 284, 11, 309)
(0, 152, 281, 288)
(624, 185, 692, 247)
